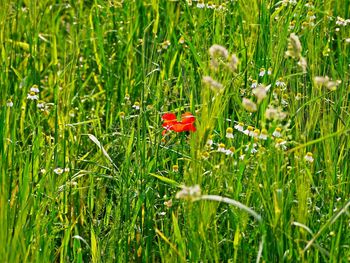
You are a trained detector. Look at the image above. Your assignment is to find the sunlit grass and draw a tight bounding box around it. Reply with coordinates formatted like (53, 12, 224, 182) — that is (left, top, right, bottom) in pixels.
(1, 0, 349, 262)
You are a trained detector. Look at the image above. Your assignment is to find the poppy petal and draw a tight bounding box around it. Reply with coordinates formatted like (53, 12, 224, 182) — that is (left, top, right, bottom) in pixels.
(181, 112, 195, 124)
(162, 120, 178, 128)
(182, 123, 196, 132)
(171, 123, 196, 132)
(162, 113, 177, 121)
(187, 123, 196, 132)
(170, 123, 186, 132)
(161, 112, 196, 133)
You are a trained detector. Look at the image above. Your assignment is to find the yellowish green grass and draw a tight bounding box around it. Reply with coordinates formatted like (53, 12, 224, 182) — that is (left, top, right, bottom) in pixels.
(1, 0, 349, 262)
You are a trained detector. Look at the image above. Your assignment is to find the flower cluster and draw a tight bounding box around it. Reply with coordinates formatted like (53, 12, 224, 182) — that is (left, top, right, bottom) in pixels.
(53, 167, 70, 175)
(258, 67, 272, 77)
(187, 1, 227, 11)
(161, 112, 196, 135)
(27, 85, 40, 100)
(335, 16, 350, 27)
(282, 0, 297, 6)
(233, 122, 286, 142)
(216, 143, 235, 156)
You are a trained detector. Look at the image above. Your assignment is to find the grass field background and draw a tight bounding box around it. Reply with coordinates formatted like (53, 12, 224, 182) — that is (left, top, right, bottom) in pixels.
(1, 0, 349, 262)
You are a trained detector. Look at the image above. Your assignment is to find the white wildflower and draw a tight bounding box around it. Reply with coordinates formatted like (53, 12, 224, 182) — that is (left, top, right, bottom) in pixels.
(225, 127, 234, 139)
(243, 126, 254, 137)
(259, 68, 266, 77)
(245, 143, 258, 154)
(253, 129, 260, 138)
(197, 2, 205, 8)
(54, 167, 64, 175)
(206, 2, 215, 9)
(272, 127, 282, 138)
(161, 40, 171, 50)
(234, 122, 244, 132)
(206, 136, 214, 146)
(37, 101, 45, 109)
(217, 143, 226, 153)
(132, 101, 140, 110)
(276, 78, 286, 88)
(259, 129, 268, 140)
(307, 11, 316, 21)
(251, 80, 258, 88)
(336, 16, 348, 26)
(7, 99, 13, 107)
(304, 152, 314, 163)
(27, 91, 39, 100)
(275, 139, 287, 150)
(226, 147, 235, 157)
(30, 85, 40, 93)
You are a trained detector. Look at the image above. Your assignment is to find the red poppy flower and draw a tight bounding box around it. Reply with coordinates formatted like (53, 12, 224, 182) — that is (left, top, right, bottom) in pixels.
(161, 112, 196, 135)
(181, 112, 196, 124)
(162, 113, 177, 123)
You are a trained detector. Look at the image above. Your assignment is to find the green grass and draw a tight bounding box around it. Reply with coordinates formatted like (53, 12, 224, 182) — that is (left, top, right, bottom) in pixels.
(1, 0, 350, 262)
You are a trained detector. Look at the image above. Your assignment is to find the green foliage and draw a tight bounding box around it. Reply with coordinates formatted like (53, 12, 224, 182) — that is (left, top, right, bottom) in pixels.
(1, 0, 349, 262)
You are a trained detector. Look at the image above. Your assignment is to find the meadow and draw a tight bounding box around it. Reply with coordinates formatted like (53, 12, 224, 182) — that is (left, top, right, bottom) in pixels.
(1, 0, 350, 262)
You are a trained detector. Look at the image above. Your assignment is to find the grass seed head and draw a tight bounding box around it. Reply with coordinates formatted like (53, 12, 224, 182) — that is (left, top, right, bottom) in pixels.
(285, 33, 302, 59)
(242, 98, 257, 112)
